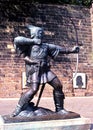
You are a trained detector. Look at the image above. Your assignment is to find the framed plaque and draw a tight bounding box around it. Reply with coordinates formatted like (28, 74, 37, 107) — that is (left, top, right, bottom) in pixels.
(73, 73, 86, 89)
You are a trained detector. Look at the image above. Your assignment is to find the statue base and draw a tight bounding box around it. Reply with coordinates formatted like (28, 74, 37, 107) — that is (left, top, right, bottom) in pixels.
(2, 102, 81, 123)
(1, 102, 91, 130)
(0, 116, 91, 130)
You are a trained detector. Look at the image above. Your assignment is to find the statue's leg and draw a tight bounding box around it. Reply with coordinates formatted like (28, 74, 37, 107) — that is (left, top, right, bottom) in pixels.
(49, 77, 68, 114)
(12, 82, 40, 117)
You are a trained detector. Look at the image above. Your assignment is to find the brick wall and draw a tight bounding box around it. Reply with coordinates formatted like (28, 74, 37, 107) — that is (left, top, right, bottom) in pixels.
(0, 4, 93, 97)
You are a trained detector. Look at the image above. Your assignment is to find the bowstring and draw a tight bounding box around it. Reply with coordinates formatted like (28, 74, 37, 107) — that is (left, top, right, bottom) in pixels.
(69, 53, 79, 83)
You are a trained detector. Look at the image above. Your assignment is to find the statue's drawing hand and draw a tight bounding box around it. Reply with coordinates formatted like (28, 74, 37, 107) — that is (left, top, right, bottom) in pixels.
(72, 46, 79, 53)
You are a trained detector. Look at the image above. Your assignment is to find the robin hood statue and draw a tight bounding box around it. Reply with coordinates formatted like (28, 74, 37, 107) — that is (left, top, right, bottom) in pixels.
(12, 25, 79, 117)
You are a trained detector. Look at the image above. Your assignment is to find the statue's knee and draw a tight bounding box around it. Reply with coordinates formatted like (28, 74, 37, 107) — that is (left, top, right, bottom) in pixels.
(52, 78, 63, 89)
(32, 83, 39, 94)
(25, 90, 32, 98)
(25, 83, 39, 98)
(32, 88, 37, 94)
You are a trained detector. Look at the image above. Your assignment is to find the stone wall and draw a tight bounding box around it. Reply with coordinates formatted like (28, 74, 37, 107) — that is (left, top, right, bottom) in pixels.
(0, 3, 93, 97)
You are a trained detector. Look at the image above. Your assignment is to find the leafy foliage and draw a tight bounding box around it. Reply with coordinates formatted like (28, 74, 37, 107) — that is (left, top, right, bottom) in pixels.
(0, 0, 92, 20)
(0, 0, 92, 6)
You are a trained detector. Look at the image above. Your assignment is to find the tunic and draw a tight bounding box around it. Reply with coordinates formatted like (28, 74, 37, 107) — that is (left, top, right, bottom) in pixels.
(26, 43, 60, 84)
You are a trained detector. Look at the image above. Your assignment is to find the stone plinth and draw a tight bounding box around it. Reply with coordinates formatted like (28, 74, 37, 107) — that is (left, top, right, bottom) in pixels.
(0, 116, 91, 130)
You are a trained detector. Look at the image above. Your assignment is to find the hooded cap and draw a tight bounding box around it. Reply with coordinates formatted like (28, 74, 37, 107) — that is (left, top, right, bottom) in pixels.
(27, 25, 44, 39)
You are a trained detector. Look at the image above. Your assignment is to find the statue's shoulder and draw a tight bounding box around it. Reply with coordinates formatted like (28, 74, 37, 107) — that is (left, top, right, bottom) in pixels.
(42, 43, 49, 47)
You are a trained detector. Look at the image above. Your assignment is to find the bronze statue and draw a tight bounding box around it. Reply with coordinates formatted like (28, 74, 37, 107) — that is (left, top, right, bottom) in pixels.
(12, 25, 79, 117)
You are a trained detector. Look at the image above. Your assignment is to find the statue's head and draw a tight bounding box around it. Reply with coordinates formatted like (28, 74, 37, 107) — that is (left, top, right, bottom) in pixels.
(27, 25, 44, 39)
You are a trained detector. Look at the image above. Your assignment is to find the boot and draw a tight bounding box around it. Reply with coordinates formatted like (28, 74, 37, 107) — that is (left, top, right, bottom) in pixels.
(12, 104, 22, 117)
(11, 93, 32, 117)
(53, 91, 69, 114)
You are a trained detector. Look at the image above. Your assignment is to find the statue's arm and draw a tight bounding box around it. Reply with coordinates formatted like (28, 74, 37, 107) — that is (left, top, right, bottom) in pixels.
(56, 45, 79, 54)
(14, 36, 41, 46)
(48, 43, 79, 58)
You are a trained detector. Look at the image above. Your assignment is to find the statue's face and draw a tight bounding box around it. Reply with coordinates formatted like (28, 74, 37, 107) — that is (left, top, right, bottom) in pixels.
(31, 29, 43, 39)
